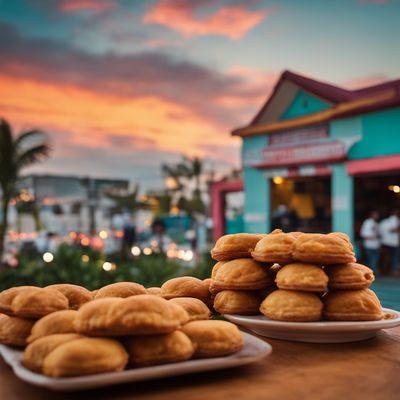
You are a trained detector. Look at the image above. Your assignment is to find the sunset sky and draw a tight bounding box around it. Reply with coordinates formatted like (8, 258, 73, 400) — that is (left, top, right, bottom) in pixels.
(0, 0, 399, 189)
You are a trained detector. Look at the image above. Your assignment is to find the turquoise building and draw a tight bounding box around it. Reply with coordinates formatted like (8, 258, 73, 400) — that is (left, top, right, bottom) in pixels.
(232, 71, 400, 241)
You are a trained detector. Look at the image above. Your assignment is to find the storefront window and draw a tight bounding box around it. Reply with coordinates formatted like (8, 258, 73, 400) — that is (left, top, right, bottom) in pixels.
(270, 176, 331, 233)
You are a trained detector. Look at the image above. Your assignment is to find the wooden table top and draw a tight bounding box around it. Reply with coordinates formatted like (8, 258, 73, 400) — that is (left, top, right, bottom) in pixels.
(1, 327, 399, 400)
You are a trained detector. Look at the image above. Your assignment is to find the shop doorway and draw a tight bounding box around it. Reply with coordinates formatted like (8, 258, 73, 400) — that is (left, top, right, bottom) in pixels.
(354, 173, 400, 239)
(270, 176, 331, 233)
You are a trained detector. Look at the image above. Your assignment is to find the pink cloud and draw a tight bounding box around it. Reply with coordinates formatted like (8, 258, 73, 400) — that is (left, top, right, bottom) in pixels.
(143, 0, 272, 40)
(341, 74, 388, 89)
(59, 0, 117, 14)
(217, 66, 278, 109)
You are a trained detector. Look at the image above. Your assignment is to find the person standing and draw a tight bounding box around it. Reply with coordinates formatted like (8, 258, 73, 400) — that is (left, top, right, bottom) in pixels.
(360, 211, 381, 273)
(379, 209, 400, 275)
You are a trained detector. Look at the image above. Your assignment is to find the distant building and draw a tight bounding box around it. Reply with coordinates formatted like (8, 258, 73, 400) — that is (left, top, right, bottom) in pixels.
(10, 174, 129, 234)
(213, 70, 400, 240)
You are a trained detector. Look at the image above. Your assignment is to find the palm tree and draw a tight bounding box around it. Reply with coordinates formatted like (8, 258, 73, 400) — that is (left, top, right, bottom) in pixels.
(181, 156, 205, 215)
(0, 119, 50, 260)
(161, 156, 206, 215)
(106, 184, 148, 215)
(161, 163, 183, 192)
(182, 156, 203, 193)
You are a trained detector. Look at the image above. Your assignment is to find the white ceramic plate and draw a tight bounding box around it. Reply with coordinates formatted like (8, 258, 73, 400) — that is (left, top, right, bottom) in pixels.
(0, 332, 271, 391)
(224, 308, 400, 343)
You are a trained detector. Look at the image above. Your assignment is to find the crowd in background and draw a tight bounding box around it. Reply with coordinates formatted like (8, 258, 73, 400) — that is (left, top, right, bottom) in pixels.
(360, 209, 400, 276)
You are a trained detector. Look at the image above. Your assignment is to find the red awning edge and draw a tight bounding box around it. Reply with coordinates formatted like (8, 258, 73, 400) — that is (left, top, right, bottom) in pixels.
(347, 154, 400, 175)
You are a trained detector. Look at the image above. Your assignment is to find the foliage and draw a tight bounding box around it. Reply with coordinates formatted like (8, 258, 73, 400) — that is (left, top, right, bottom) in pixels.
(0, 118, 50, 260)
(151, 192, 172, 216)
(106, 184, 148, 214)
(0, 244, 214, 291)
(161, 156, 206, 216)
(15, 199, 42, 231)
(189, 251, 214, 280)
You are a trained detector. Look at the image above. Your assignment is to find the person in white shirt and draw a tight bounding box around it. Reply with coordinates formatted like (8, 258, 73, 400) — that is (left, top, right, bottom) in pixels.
(379, 209, 399, 275)
(360, 211, 380, 273)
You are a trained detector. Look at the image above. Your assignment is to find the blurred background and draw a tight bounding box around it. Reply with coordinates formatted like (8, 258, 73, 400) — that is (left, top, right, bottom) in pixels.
(0, 0, 399, 305)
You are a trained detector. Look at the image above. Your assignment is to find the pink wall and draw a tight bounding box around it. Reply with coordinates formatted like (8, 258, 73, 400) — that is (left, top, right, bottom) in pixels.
(210, 180, 244, 241)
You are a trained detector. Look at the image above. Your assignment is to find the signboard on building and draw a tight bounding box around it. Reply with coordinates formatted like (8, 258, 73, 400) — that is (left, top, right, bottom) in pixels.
(258, 140, 346, 168)
(268, 125, 328, 146)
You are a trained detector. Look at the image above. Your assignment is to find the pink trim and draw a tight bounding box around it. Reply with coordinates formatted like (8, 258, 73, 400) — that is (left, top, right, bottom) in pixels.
(210, 180, 244, 241)
(347, 155, 400, 175)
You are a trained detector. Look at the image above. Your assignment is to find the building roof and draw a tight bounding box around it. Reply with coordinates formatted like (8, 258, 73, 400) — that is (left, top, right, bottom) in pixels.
(233, 70, 400, 137)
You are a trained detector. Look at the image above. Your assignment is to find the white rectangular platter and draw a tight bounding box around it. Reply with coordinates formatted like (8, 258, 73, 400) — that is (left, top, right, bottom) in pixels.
(0, 332, 272, 391)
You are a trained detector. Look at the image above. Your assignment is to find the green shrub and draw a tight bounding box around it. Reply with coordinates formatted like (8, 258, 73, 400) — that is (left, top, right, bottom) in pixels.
(0, 244, 214, 291)
(189, 251, 214, 280)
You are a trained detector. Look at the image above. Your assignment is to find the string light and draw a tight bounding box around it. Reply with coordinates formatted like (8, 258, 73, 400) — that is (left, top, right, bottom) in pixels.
(43, 252, 54, 262)
(143, 247, 152, 255)
(102, 262, 116, 271)
(99, 230, 108, 239)
(273, 176, 284, 185)
(131, 246, 141, 256)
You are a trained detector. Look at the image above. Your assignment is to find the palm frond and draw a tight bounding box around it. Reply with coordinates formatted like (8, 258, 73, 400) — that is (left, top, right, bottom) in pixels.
(0, 118, 13, 145)
(16, 144, 50, 169)
(0, 119, 17, 190)
(0, 119, 14, 167)
(14, 129, 46, 150)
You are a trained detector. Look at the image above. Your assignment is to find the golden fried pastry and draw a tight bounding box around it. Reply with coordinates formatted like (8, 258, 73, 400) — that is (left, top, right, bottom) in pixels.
(208, 281, 220, 295)
(325, 263, 375, 290)
(181, 320, 243, 358)
(252, 229, 296, 264)
(126, 331, 194, 366)
(27, 310, 78, 343)
(147, 287, 162, 296)
(292, 233, 356, 264)
(323, 289, 383, 321)
(275, 263, 328, 292)
(91, 289, 98, 297)
(46, 284, 92, 309)
(169, 297, 211, 321)
(212, 258, 272, 291)
(260, 289, 323, 321)
(0, 314, 35, 346)
(42, 337, 129, 377)
(328, 232, 352, 245)
(213, 290, 260, 315)
(94, 282, 147, 299)
(211, 261, 226, 279)
(211, 233, 264, 261)
(75, 295, 189, 336)
(288, 232, 304, 239)
(10, 287, 69, 318)
(161, 277, 210, 302)
(22, 333, 82, 373)
(0, 286, 40, 316)
(202, 278, 212, 292)
(74, 297, 121, 335)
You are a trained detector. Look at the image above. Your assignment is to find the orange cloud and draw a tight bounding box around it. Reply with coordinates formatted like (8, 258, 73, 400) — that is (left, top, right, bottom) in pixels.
(143, 0, 271, 39)
(59, 0, 117, 14)
(0, 74, 236, 163)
